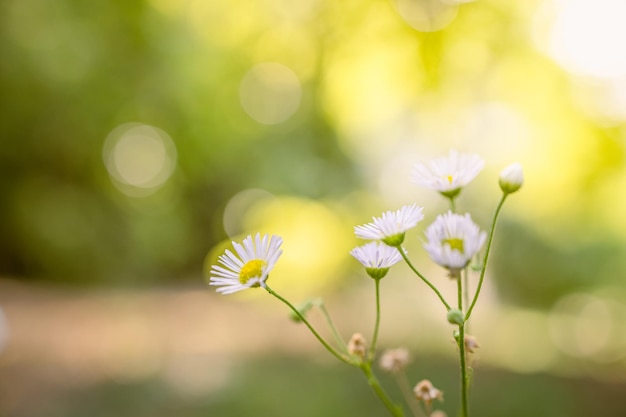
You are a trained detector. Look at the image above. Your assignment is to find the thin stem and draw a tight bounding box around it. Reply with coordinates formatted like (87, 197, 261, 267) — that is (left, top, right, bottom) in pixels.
(448, 196, 457, 213)
(369, 279, 382, 360)
(360, 363, 405, 417)
(398, 248, 451, 311)
(265, 284, 351, 365)
(464, 269, 469, 308)
(463, 268, 470, 333)
(457, 270, 463, 311)
(457, 277, 469, 417)
(395, 371, 424, 417)
(464, 194, 508, 322)
(318, 302, 347, 353)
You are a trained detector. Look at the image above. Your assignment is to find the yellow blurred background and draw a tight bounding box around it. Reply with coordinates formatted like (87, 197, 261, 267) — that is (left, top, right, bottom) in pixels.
(1, 0, 626, 415)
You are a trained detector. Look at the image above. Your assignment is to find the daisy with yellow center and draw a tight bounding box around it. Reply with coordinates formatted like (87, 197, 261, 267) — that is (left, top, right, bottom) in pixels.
(423, 211, 486, 274)
(411, 150, 484, 198)
(209, 233, 283, 294)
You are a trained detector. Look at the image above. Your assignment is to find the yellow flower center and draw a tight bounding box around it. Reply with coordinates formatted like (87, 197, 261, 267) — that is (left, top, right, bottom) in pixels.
(443, 238, 464, 253)
(239, 259, 267, 284)
(446, 175, 454, 183)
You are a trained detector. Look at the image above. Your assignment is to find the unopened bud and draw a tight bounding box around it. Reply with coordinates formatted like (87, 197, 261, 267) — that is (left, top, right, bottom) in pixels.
(452, 329, 460, 342)
(289, 299, 316, 322)
(447, 309, 464, 325)
(499, 162, 524, 194)
(347, 333, 367, 360)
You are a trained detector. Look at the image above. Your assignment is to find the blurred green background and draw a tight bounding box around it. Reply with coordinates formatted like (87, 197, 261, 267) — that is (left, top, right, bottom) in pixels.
(1, 0, 626, 415)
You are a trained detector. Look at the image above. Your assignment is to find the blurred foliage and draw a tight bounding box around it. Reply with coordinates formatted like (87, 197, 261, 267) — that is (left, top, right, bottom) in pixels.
(1, 0, 625, 316)
(14, 355, 626, 417)
(0, 0, 357, 284)
(492, 220, 626, 309)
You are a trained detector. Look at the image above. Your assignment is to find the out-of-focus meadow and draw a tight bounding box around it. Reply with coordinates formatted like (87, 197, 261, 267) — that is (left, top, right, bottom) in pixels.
(1, 0, 626, 415)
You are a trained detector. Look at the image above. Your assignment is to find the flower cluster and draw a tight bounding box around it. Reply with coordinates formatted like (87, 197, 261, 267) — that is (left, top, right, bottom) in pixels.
(351, 151, 506, 279)
(207, 150, 523, 417)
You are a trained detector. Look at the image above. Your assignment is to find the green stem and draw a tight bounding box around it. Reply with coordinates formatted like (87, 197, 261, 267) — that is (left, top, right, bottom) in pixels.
(369, 279, 382, 360)
(464, 194, 507, 322)
(398, 248, 451, 311)
(463, 268, 470, 333)
(265, 284, 351, 365)
(318, 302, 347, 353)
(395, 371, 423, 417)
(449, 196, 457, 213)
(361, 363, 405, 417)
(457, 277, 469, 417)
(457, 270, 463, 311)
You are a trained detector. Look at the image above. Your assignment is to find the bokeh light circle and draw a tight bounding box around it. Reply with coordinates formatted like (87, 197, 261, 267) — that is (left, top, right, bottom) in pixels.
(103, 123, 177, 197)
(239, 62, 302, 125)
(548, 0, 626, 79)
(222, 189, 278, 238)
(549, 293, 614, 358)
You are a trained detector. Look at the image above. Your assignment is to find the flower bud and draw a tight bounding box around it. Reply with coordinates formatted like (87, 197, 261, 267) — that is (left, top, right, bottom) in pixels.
(464, 334, 480, 354)
(499, 162, 524, 194)
(446, 309, 464, 325)
(347, 333, 367, 360)
(452, 329, 460, 342)
(413, 379, 443, 405)
(289, 298, 323, 322)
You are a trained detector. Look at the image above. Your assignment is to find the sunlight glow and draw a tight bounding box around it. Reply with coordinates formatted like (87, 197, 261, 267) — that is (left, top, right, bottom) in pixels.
(548, 0, 626, 79)
(242, 197, 352, 297)
(267, 0, 319, 20)
(394, 0, 458, 32)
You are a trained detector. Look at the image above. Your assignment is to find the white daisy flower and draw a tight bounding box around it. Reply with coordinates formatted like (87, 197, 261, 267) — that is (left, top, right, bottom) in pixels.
(411, 150, 484, 198)
(423, 211, 486, 274)
(350, 242, 403, 279)
(354, 204, 424, 246)
(209, 233, 283, 294)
